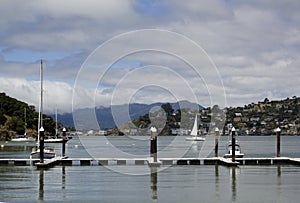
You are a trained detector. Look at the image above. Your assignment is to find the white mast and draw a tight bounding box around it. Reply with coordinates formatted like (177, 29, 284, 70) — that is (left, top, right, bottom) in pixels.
(55, 107, 58, 137)
(24, 107, 27, 136)
(37, 60, 43, 143)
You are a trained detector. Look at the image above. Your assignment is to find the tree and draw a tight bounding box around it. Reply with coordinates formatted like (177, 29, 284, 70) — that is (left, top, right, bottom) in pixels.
(0, 107, 6, 125)
(161, 103, 174, 116)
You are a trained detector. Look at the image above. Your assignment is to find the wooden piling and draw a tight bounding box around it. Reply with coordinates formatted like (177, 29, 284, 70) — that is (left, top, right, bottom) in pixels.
(231, 127, 236, 162)
(214, 127, 220, 157)
(275, 127, 281, 157)
(62, 128, 66, 157)
(39, 127, 45, 163)
(150, 127, 158, 162)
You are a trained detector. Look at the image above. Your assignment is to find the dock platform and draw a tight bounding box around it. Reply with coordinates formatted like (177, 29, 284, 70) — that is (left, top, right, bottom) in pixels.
(35, 156, 65, 168)
(1, 157, 300, 167)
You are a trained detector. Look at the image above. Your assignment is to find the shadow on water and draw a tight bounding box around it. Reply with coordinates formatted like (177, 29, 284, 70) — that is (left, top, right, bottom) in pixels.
(150, 166, 158, 200)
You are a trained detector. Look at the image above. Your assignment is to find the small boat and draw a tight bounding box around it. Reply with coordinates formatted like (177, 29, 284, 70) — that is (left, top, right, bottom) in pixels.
(30, 147, 56, 159)
(185, 114, 205, 141)
(224, 140, 244, 158)
(44, 137, 65, 143)
(11, 136, 35, 142)
(12, 108, 35, 142)
(185, 136, 205, 141)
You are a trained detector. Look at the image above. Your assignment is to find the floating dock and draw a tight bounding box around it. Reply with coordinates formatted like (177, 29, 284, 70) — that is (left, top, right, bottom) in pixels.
(1, 157, 300, 167)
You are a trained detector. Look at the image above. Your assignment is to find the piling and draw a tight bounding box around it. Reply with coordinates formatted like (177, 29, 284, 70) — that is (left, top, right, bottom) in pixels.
(62, 128, 66, 157)
(214, 127, 220, 157)
(150, 127, 158, 162)
(275, 127, 281, 157)
(231, 127, 236, 162)
(39, 127, 45, 163)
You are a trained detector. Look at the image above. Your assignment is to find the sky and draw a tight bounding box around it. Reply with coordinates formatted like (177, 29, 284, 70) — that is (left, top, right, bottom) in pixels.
(0, 0, 299, 114)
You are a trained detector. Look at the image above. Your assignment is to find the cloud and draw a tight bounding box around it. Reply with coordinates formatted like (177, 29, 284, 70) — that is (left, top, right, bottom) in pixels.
(0, 77, 74, 113)
(0, 0, 299, 113)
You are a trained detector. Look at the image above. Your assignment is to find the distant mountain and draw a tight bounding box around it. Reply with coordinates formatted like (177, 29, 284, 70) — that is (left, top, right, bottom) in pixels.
(52, 101, 203, 130)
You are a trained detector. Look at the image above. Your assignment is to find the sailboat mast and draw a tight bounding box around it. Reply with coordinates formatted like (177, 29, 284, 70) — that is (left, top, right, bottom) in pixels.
(37, 60, 43, 143)
(55, 107, 58, 137)
(40, 59, 43, 128)
(24, 107, 27, 136)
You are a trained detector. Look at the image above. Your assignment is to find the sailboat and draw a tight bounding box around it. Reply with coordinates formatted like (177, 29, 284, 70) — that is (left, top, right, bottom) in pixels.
(185, 114, 205, 141)
(44, 108, 68, 143)
(30, 60, 56, 159)
(11, 108, 35, 142)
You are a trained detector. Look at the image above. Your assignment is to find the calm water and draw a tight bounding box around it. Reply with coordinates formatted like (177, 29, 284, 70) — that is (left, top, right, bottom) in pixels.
(1, 135, 300, 202)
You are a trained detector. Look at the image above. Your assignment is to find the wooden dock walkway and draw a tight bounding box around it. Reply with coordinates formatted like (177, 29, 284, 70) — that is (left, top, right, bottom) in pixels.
(1, 157, 300, 168)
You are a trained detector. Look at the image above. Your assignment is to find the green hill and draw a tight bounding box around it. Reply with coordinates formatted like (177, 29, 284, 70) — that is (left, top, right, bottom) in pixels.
(0, 92, 57, 140)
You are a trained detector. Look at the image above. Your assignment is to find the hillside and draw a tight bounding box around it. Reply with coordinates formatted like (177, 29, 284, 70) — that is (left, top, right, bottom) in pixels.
(0, 92, 58, 140)
(225, 97, 300, 135)
(116, 97, 300, 136)
(2, 92, 299, 137)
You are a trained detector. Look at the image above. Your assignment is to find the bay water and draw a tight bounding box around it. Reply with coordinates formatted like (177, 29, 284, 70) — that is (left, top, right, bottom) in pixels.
(1, 135, 300, 202)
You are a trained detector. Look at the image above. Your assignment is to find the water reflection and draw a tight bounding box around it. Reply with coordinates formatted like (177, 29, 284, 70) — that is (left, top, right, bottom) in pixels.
(231, 167, 237, 202)
(150, 167, 158, 200)
(38, 166, 66, 201)
(277, 165, 281, 177)
(277, 165, 281, 195)
(38, 169, 44, 202)
(62, 166, 66, 190)
(215, 164, 219, 197)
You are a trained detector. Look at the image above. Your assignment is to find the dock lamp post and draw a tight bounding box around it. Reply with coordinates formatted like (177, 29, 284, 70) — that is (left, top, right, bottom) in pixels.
(231, 127, 236, 162)
(215, 127, 220, 157)
(150, 127, 158, 162)
(275, 127, 281, 157)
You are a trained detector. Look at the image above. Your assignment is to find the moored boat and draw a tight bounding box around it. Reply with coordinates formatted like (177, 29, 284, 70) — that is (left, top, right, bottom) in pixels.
(224, 140, 244, 158)
(30, 147, 56, 159)
(11, 108, 35, 142)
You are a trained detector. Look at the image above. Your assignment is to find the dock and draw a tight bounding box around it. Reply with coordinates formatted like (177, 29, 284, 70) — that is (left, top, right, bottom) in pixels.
(1, 157, 300, 167)
(35, 156, 66, 168)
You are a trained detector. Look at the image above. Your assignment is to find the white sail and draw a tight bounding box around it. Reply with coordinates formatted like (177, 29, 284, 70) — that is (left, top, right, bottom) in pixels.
(186, 113, 205, 141)
(190, 114, 198, 136)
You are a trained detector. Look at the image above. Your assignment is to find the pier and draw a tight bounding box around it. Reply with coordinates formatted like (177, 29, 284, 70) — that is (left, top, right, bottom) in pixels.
(1, 157, 300, 167)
